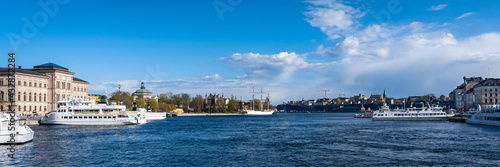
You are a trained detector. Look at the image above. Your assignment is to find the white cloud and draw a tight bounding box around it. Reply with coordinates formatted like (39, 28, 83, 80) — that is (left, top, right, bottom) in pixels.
(203, 74, 223, 80)
(304, 0, 366, 39)
(456, 12, 475, 20)
(224, 52, 334, 80)
(428, 4, 447, 11)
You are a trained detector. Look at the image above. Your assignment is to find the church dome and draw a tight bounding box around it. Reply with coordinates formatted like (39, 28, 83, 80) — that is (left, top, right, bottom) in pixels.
(133, 82, 152, 95)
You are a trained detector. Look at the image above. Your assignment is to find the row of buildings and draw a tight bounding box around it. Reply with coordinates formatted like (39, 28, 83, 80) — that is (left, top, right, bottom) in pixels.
(450, 77, 500, 111)
(0, 63, 89, 115)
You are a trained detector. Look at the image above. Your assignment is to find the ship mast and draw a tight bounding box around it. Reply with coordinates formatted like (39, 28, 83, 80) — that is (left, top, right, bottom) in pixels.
(260, 88, 263, 111)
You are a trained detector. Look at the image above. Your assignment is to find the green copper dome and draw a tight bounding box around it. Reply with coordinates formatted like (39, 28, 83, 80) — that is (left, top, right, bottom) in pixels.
(134, 82, 152, 94)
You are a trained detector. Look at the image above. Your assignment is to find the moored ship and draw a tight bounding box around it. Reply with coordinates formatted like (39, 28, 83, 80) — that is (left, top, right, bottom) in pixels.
(40, 98, 146, 125)
(467, 105, 500, 126)
(373, 103, 453, 121)
(0, 113, 34, 144)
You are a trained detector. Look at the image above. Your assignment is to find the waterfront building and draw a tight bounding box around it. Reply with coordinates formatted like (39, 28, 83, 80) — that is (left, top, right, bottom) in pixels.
(450, 76, 483, 110)
(132, 82, 157, 101)
(205, 93, 229, 109)
(353, 94, 366, 102)
(0, 63, 89, 115)
(473, 78, 500, 107)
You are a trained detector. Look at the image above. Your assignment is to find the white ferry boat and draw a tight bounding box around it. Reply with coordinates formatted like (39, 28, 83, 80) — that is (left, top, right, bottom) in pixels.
(467, 105, 500, 126)
(0, 113, 34, 144)
(373, 103, 453, 121)
(247, 109, 275, 115)
(40, 98, 146, 125)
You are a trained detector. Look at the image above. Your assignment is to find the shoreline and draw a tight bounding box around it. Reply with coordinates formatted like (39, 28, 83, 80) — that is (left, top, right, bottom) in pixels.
(177, 113, 247, 116)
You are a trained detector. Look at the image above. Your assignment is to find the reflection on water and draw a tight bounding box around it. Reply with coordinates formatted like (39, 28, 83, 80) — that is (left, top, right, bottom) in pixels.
(1, 113, 500, 166)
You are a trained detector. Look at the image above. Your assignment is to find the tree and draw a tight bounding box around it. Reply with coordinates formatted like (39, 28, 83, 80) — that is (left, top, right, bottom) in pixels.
(159, 103, 176, 112)
(109, 91, 135, 110)
(136, 98, 146, 108)
(227, 99, 239, 112)
(147, 98, 159, 111)
(159, 93, 169, 104)
(192, 95, 204, 113)
(181, 93, 190, 111)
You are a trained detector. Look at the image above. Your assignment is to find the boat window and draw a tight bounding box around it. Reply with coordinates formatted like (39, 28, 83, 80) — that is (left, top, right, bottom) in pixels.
(99, 116, 103, 119)
(113, 116, 116, 119)
(79, 116, 82, 119)
(64, 116, 68, 119)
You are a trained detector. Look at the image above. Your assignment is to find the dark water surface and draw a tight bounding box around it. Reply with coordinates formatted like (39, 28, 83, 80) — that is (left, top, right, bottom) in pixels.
(2, 113, 500, 166)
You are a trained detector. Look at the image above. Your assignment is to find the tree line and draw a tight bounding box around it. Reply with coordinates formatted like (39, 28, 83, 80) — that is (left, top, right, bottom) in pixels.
(109, 91, 274, 113)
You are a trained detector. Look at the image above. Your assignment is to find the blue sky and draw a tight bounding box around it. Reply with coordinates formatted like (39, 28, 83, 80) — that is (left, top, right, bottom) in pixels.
(2, 0, 500, 104)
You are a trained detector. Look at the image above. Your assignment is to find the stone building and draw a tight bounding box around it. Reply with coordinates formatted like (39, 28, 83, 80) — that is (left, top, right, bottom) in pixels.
(132, 82, 156, 100)
(0, 63, 89, 115)
(473, 78, 500, 106)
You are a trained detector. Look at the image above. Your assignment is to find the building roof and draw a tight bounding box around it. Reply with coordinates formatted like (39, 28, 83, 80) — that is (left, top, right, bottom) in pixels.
(474, 78, 500, 87)
(73, 77, 89, 83)
(133, 82, 152, 94)
(34, 62, 67, 69)
(0, 68, 47, 76)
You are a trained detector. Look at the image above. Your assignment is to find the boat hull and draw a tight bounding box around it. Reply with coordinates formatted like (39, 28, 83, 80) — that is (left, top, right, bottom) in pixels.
(373, 116, 449, 121)
(0, 126, 34, 144)
(247, 110, 275, 115)
(467, 118, 500, 127)
(40, 118, 140, 125)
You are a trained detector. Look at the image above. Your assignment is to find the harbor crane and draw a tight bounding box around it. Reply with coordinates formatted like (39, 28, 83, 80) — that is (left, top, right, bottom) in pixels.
(318, 90, 330, 99)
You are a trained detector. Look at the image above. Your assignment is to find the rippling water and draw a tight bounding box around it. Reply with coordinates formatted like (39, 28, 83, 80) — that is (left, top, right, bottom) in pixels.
(2, 113, 500, 166)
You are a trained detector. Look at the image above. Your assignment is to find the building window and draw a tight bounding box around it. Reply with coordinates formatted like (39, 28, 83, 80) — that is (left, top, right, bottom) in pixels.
(485, 99, 488, 103)
(39, 83, 42, 87)
(67, 83, 70, 90)
(18, 106, 20, 112)
(29, 106, 31, 111)
(485, 93, 488, 97)
(34, 106, 37, 111)
(34, 94, 37, 102)
(29, 93, 32, 101)
(62, 82, 65, 89)
(0, 79, 3, 86)
(57, 81, 60, 89)
(57, 94, 60, 101)
(24, 106, 26, 111)
(39, 93, 42, 102)
(18, 92, 21, 101)
(24, 81, 26, 86)
(74, 87, 76, 91)
(0, 91, 3, 101)
(44, 94, 46, 102)
(29, 82, 32, 87)
(23, 92, 26, 101)
(44, 84, 46, 88)
(18, 81, 21, 85)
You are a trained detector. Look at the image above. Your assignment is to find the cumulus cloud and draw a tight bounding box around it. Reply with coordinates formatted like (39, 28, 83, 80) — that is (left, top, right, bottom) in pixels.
(428, 4, 447, 11)
(456, 12, 475, 19)
(304, 0, 366, 39)
(304, 1, 500, 97)
(224, 52, 335, 80)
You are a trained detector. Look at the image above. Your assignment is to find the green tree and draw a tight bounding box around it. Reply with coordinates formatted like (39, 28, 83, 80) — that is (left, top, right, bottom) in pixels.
(159, 93, 169, 104)
(109, 91, 135, 110)
(159, 103, 176, 112)
(136, 98, 146, 108)
(227, 99, 239, 113)
(192, 95, 204, 113)
(147, 98, 159, 111)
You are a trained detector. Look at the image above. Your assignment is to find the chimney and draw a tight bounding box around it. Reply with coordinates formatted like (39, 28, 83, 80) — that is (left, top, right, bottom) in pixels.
(18, 66, 21, 69)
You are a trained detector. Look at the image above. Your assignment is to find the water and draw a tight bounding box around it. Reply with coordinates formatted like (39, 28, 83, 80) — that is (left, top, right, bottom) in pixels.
(2, 113, 500, 166)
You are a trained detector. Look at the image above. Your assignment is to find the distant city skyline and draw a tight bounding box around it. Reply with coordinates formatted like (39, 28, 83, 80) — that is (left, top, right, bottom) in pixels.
(2, 0, 500, 104)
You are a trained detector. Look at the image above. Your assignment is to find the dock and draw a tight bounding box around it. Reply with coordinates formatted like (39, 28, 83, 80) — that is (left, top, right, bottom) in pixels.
(449, 114, 467, 123)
